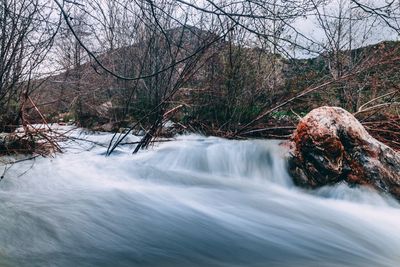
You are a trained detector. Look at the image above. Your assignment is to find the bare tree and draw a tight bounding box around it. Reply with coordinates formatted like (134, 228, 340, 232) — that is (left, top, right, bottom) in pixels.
(0, 0, 58, 132)
(48, 0, 400, 149)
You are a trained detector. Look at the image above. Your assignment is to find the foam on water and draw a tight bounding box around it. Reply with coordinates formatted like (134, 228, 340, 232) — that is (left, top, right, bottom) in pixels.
(0, 129, 399, 267)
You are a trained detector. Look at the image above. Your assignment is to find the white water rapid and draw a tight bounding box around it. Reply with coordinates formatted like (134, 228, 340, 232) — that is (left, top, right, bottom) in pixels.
(0, 128, 399, 267)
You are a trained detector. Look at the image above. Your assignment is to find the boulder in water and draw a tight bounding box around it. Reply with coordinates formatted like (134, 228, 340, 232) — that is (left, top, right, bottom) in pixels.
(288, 106, 400, 199)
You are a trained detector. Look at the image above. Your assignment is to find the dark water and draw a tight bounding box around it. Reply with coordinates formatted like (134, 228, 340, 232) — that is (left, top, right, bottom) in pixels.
(0, 133, 399, 267)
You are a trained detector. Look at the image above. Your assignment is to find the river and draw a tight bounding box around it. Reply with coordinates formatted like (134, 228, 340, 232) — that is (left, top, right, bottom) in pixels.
(0, 129, 399, 266)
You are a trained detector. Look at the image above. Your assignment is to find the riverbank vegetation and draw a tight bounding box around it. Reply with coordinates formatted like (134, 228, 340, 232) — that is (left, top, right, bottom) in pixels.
(0, 0, 399, 156)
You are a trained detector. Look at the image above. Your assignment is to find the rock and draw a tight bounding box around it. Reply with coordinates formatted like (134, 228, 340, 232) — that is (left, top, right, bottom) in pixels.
(0, 133, 8, 150)
(0, 133, 35, 154)
(288, 106, 400, 199)
(96, 101, 113, 117)
(93, 122, 119, 132)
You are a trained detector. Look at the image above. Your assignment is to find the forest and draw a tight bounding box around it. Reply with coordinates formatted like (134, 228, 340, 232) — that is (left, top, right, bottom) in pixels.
(1, 0, 399, 155)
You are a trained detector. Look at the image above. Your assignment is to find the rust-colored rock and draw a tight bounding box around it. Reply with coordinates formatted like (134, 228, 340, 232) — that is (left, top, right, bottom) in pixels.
(289, 106, 400, 199)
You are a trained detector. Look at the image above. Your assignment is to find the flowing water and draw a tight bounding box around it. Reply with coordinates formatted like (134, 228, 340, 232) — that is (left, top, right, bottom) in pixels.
(0, 129, 399, 267)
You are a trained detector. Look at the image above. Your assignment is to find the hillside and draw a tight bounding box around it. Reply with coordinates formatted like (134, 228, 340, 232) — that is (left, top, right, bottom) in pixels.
(29, 32, 400, 148)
